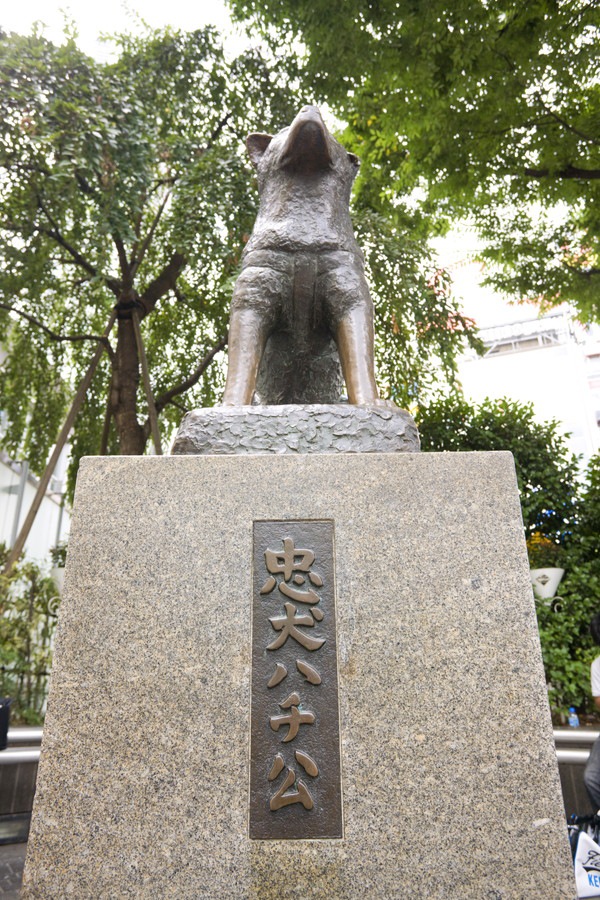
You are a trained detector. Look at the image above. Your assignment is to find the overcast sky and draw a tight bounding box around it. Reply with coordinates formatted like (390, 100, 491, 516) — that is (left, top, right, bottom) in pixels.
(2, 1, 240, 59)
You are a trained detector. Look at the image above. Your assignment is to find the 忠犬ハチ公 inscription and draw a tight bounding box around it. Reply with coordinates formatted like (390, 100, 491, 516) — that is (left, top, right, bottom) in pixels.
(250, 520, 343, 840)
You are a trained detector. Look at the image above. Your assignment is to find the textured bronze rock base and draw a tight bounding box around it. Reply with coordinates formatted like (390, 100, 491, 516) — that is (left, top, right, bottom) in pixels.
(171, 404, 420, 455)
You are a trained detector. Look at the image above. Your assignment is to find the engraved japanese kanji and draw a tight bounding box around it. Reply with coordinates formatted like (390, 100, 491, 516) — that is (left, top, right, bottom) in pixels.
(250, 521, 342, 840)
(262, 537, 325, 813)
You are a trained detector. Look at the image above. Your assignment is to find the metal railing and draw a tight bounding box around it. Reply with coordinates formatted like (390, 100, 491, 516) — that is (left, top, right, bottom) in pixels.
(1, 727, 598, 767)
(554, 728, 599, 765)
(554, 729, 600, 744)
(0, 728, 43, 765)
(6, 728, 43, 746)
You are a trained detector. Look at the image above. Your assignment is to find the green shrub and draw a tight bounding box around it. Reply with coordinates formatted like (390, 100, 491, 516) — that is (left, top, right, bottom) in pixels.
(535, 562, 600, 717)
(536, 452, 600, 719)
(417, 395, 580, 544)
(0, 544, 60, 724)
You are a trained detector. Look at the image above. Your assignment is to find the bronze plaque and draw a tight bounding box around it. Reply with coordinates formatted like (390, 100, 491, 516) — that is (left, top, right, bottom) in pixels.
(250, 520, 343, 840)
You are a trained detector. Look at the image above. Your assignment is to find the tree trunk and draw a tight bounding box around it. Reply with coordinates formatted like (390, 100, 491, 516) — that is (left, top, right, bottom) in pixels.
(109, 252, 186, 456)
(112, 314, 146, 455)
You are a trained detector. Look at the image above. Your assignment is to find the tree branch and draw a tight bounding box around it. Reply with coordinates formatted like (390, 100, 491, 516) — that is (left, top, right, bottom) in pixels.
(490, 47, 518, 76)
(566, 1, 598, 27)
(112, 232, 130, 284)
(35, 195, 122, 295)
(564, 265, 600, 278)
(206, 112, 233, 151)
(130, 189, 148, 262)
(0, 302, 116, 360)
(524, 165, 600, 180)
(150, 176, 177, 194)
(146, 114, 233, 197)
(165, 398, 189, 414)
(534, 95, 600, 147)
(131, 190, 172, 278)
(36, 228, 96, 278)
(138, 252, 187, 316)
(153, 333, 227, 415)
(35, 197, 89, 266)
(74, 169, 98, 197)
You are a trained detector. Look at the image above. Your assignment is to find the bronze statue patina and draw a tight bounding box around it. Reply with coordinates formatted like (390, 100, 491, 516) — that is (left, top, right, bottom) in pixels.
(222, 106, 389, 407)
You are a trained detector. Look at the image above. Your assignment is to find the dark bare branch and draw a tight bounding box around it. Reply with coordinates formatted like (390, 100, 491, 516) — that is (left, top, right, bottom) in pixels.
(130, 190, 148, 262)
(0, 302, 116, 361)
(206, 112, 233, 150)
(524, 165, 600, 180)
(153, 333, 227, 414)
(35, 195, 122, 295)
(36, 194, 97, 275)
(564, 265, 600, 278)
(534, 95, 600, 147)
(112, 233, 130, 284)
(131, 190, 172, 278)
(165, 398, 189, 414)
(74, 170, 98, 196)
(138, 252, 186, 316)
(150, 176, 177, 194)
(37, 225, 97, 277)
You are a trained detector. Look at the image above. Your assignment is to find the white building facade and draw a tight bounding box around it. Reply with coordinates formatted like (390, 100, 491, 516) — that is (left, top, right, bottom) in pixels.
(436, 230, 600, 468)
(0, 449, 70, 564)
(458, 310, 600, 466)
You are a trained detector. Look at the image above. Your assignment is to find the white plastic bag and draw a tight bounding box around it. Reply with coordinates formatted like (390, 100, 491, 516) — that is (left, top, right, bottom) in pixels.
(575, 830, 600, 897)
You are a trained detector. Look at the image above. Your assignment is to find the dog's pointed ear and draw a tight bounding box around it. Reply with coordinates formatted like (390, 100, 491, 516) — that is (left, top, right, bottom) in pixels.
(347, 152, 360, 169)
(246, 133, 273, 168)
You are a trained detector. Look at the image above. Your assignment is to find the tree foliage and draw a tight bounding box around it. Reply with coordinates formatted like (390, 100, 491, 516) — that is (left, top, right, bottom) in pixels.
(535, 561, 600, 718)
(0, 25, 300, 482)
(417, 395, 580, 542)
(534, 453, 600, 718)
(0, 544, 59, 724)
(229, 0, 600, 321)
(354, 208, 480, 405)
(0, 24, 480, 494)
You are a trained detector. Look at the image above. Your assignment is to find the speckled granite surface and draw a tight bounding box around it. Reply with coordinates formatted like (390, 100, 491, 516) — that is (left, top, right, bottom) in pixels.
(23, 453, 575, 898)
(171, 404, 420, 455)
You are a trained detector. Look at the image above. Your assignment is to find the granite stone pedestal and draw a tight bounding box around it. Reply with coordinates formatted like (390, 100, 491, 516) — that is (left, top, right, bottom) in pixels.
(22, 452, 575, 898)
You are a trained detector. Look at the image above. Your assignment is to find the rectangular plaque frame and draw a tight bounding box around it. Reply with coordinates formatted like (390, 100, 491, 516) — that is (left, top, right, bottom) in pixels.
(250, 519, 343, 840)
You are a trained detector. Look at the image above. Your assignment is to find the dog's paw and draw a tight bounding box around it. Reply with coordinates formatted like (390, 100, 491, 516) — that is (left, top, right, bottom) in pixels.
(367, 397, 398, 409)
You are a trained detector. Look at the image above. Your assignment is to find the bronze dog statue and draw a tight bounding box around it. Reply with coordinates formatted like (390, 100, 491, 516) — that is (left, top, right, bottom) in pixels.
(222, 105, 388, 407)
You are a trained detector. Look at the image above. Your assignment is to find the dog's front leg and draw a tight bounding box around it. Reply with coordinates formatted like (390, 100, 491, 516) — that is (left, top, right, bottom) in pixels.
(335, 307, 385, 407)
(222, 308, 270, 406)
